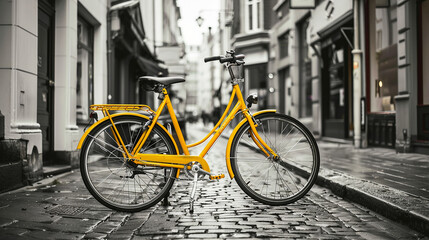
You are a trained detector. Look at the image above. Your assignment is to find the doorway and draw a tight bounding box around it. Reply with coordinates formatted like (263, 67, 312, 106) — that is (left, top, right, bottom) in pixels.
(278, 67, 290, 115)
(321, 35, 353, 139)
(37, 0, 55, 164)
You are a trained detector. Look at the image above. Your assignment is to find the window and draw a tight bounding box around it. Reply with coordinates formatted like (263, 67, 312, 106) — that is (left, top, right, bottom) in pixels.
(246, 64, 268, 109)
(247, 64, 267, 89)
(245, 0, 262, 32)
(76, 16, 94, 123)
(278, 32, 289, 58)
(370, 1, 398, 112)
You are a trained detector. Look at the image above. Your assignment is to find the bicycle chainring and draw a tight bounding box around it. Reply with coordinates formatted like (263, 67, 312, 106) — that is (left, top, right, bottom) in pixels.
(183, 162, 204, 179)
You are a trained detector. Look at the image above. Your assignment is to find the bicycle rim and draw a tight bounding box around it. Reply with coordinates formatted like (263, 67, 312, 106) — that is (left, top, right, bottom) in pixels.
(80, 115, 177, 212)
(230, 113, 320, 205)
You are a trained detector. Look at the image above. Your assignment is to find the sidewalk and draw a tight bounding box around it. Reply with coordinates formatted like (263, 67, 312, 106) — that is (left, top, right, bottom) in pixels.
(191, 122, 429, 236)
(315, 141, 429, 236)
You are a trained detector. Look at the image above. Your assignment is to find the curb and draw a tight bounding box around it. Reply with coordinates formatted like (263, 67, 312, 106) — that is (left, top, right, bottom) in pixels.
(314, 168, 429, 236)
(0, 171, 74, 197)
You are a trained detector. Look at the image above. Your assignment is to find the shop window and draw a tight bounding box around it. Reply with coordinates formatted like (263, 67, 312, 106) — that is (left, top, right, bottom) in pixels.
(77, 16, 94, 123)
(370, 0, 398, 112)
(245, 0, 262, 32)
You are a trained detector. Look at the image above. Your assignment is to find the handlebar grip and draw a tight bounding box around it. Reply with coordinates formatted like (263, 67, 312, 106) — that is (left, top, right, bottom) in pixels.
(219, 57, 234, 63)
(235, 54, 245, 60)
(204, 53, 246, 63)
(219, 54, 245, 63)
(204, 56, 222, 62)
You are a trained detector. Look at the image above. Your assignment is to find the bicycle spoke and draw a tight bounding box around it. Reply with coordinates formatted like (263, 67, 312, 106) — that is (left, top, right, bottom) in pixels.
(231, 114, 319, 205)
(142, 137, 166, 153)
(81, 116, 177, 211)
(261, 120, 277, 153)
(251, 164, 275, 196)
(273, 161, 295, 193)
(89, 134, 126, 155)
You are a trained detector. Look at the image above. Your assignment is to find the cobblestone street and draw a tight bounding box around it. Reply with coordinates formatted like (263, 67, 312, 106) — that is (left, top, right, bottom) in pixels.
(0, 126, 427, 239)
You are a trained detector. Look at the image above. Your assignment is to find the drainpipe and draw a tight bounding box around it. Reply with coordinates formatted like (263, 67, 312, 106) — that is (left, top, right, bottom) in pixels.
(352, 0, 362, 148)
(107, 11, 113, 103)
(152, 0, 156, 58)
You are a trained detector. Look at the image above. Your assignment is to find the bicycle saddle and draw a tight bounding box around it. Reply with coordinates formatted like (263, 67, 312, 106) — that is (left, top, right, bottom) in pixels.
(139, 76, 185, 86)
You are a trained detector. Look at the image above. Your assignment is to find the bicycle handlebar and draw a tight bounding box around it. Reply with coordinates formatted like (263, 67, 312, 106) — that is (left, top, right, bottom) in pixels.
(204, 54, 245, 63)
(204, 56, 222, 62)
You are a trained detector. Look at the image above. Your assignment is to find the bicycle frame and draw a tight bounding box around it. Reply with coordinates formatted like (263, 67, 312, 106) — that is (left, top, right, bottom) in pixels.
(78, 80, 279, 179)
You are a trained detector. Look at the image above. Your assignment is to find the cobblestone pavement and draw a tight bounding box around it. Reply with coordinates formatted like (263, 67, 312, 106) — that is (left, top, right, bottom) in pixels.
(0, 125, 427, 239)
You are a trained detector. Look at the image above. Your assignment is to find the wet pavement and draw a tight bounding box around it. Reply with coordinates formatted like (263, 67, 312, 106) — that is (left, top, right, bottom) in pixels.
(318, 142, 429, 199)
(0, 124, 427, 239)
(313, 141, 429, 236)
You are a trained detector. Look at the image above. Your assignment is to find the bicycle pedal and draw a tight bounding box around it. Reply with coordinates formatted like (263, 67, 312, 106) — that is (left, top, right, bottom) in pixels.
(209, 174, 225, 180)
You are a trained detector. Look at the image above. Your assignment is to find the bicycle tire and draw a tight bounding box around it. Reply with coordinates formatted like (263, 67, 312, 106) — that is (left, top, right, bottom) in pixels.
(230, 113, 320, 205)
(80, 115, 177, 212)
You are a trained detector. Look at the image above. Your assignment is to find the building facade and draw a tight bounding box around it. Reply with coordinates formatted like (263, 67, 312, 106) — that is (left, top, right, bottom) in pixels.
(0, 0, 184, 192)
(231, 0, 277, 111)
(227, 0, 429, 154)
(0, 0, 110, 192)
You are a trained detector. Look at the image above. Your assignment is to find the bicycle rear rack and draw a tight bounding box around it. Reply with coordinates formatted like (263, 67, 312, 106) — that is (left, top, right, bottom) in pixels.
(90, 104, 155, 113)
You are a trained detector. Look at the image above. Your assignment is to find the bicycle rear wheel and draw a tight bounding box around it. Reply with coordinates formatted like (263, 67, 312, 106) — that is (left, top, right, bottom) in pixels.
(80, 115, 177, 212)
(230, 113, 319, 205)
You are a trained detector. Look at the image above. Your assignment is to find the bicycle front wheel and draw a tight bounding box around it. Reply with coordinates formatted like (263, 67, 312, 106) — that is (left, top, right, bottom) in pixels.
(80, 115, 177, 212)
(230, 113, 319, 205)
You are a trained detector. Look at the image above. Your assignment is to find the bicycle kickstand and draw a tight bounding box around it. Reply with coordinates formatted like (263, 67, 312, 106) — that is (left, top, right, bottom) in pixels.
(189, 170, 198, 214)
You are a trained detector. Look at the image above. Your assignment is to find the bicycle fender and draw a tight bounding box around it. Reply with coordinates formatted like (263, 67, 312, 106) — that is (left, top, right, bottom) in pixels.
(76, 113, 179, 155)
(225, 109, 276, 179)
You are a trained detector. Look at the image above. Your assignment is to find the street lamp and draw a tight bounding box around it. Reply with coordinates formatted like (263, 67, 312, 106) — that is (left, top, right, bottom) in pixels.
(196, 16, 204, 27)
(195, 9, 234, 28)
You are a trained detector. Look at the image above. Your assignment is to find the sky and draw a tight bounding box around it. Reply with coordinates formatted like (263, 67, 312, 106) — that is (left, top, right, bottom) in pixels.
(176, 0, 221, 46)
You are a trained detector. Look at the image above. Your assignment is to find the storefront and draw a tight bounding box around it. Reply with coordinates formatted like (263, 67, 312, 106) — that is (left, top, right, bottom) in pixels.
(365, 0, 398, 148)
(108, 2, 166, 106)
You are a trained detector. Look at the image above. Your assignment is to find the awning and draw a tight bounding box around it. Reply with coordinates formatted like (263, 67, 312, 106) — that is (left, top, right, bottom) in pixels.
(110, 0, 139, 12)
(136, 56, 168, 77)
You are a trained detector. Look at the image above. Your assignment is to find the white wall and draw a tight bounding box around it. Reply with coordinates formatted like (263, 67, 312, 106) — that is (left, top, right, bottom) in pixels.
(54, 0, 79, 151)
(54, 0, 109, 152)
(0, 0, 41, 155)
(79, 0, 109, 106)
(0, 0, 109, 158)
(141, 0, 156, 54)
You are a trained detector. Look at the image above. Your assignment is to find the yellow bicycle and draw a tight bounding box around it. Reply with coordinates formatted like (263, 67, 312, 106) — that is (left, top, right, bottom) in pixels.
(77, 50, 320, 213)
